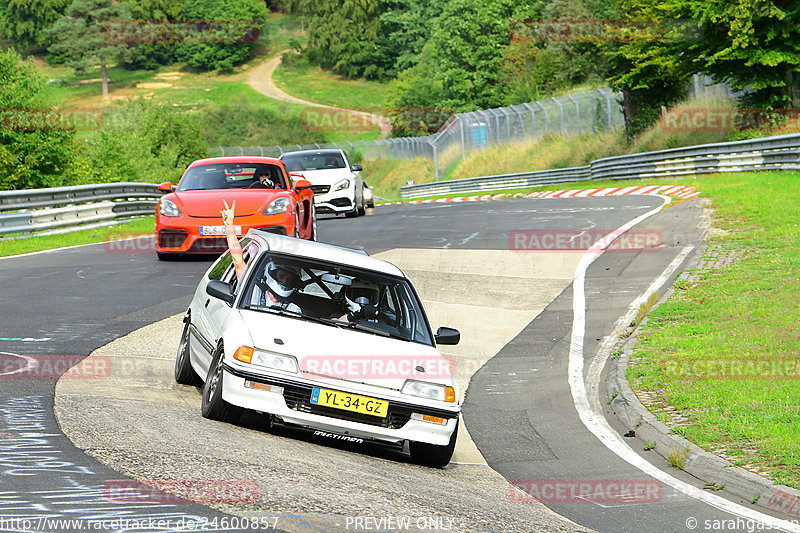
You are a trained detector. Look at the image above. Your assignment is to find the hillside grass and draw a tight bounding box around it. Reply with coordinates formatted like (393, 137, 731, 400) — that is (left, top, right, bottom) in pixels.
(273, 56, 391, 112)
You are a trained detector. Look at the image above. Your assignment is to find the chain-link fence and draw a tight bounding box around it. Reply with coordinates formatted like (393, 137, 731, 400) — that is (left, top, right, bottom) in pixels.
(211, 76, 735, 180)
(211, 88, 623, 180)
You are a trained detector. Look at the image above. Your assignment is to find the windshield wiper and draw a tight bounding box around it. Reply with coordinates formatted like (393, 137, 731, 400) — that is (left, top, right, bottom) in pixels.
(340, 321, 396, 338)
(246, 305, 342, 328)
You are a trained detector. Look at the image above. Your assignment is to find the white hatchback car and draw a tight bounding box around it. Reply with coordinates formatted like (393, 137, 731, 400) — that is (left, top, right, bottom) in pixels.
(175, 230, 462, 467)
(280, 149, 365, 218)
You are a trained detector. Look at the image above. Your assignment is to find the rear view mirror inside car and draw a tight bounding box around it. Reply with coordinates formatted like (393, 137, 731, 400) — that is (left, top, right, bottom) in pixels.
(321, 273, 354, 286)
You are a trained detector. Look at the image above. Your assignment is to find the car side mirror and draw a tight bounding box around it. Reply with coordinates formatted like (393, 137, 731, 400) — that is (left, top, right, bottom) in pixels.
(157, 182, 174, 192)
(294, 179, 312, 191)
(351, 164, 363, 172)
(435, 326, 460, 345)
(206, 280, 235, 305)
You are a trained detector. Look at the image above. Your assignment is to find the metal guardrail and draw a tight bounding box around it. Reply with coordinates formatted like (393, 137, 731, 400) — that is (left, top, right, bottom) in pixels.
(400, 133, 800, 198)
(0, 183, 162, 237)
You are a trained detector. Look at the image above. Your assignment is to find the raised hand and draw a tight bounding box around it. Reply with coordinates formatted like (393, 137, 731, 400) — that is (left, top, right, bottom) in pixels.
(221, 199, 236, 227)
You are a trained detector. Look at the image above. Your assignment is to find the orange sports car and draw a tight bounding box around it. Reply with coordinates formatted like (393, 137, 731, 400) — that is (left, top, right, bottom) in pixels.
(154, 157, 315, 259)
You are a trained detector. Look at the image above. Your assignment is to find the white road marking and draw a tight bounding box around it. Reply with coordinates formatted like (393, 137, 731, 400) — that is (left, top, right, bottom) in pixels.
(0, 337, 50, 342)
(0, 352, 38, 376)
(568, 197, 800, 532)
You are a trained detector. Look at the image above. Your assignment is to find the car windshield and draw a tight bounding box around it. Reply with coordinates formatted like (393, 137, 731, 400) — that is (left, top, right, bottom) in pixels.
(240, 252, 433, 346)
(178, 163, 286, 191)
(282, 153, 346, 171)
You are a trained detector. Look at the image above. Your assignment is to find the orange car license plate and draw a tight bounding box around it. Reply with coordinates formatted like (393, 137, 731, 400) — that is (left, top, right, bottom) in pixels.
(200, 225, 241, 236)
(310, 388, 388, 418)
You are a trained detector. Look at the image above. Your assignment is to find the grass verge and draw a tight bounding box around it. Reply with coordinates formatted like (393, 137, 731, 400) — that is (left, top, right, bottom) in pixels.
(626, 171, 800, 488)
(0, 217, 154, 258)
(273, 56, 390, 112)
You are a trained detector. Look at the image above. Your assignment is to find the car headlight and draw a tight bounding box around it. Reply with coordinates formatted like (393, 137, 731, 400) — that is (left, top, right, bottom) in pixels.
(263, 197, 290, 215)
(252, 351, 298, 373)
(402, 380, 456, 403)
(333, 179, 350, 192)
(159, 199, 181, 217)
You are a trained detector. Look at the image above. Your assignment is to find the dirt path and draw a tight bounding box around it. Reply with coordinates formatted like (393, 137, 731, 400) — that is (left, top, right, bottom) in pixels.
(248, 51, 390, 138)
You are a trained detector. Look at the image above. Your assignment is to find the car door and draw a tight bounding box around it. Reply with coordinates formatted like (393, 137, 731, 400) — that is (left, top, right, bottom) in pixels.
(194, 240, 258, 376)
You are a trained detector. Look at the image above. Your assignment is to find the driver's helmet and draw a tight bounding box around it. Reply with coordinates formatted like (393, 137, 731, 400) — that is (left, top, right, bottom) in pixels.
(262, 261, 300, 298)
(345, 280, 379, 309)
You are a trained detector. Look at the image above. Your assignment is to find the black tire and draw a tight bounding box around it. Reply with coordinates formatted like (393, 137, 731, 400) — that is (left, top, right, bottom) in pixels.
(175, 319, 201, 386)
(409, 420, 458, 468)
(344, 208, 358, 218)
(201, 344, 243, 423)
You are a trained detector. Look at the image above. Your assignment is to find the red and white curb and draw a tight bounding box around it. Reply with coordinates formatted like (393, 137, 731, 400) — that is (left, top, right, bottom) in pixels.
(376, 185, 699, 206)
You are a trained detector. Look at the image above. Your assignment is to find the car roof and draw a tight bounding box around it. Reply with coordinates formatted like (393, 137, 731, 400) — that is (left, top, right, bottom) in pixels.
(189, 156, 285, 167)
(279, 149, 344, 158)
(247, 230, 404, 278)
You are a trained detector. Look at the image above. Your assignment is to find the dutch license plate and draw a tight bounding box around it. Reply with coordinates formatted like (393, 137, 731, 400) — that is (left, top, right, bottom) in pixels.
(200, 225, 241, 236)
(310, 388, 388, 418)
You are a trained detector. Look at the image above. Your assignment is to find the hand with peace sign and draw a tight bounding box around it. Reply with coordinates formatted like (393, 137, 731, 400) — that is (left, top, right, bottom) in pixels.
(221, 199, 236, 228)
(221, 199, 245, 280)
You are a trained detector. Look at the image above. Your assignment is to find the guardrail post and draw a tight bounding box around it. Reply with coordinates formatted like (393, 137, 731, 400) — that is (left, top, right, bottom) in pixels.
(554, 98, 565, 135)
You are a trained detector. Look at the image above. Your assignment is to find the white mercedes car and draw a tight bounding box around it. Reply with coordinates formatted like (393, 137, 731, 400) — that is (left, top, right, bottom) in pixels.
(279, 149, 365, 218)
(175, 230, 462, 467)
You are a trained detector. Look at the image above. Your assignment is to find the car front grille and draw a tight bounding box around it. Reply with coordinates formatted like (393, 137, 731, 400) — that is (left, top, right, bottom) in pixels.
(311, 185, 330, 195)
(158, 229, 188, 248)
(188, 237, 228, 253)
(330, 197, 352, 208)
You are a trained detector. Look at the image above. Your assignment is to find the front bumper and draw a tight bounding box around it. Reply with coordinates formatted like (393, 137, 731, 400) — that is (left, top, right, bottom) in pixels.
(155, 212, 294, 254)
(313, 189, 354, 214)
(221, 364, 459, 446)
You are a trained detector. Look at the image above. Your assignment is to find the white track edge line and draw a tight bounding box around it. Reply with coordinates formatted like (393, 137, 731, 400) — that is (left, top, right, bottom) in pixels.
(568, 197, 800, 532)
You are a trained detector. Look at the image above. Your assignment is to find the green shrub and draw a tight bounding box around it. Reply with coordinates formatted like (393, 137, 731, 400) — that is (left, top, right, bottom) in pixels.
(178, 0, 267, 72)
(0, 49, 76, 190)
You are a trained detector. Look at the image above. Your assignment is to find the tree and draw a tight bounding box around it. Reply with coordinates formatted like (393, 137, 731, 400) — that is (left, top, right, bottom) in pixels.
(119, 0, 187, 70)
(602, 0, 692, 139)
(0, 0, 70, 50)
(679, 0, 800, 109)
(425, 0, 517, 111)
(178, 0, 268, 72)
(300, 0, 383, 78)
(47, 0, 132, 98)
(376, 0, 446, 78)
(0, 49, 76, 190)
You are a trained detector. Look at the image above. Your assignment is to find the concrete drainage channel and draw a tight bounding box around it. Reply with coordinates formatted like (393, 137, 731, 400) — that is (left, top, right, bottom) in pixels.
(606, 277, 800, 519)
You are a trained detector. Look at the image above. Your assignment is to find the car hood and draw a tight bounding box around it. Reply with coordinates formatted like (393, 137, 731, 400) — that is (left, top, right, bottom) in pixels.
(289, 169, 353, 186)
(238, 309, 452, 391)
(167, 190, 287, 217)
